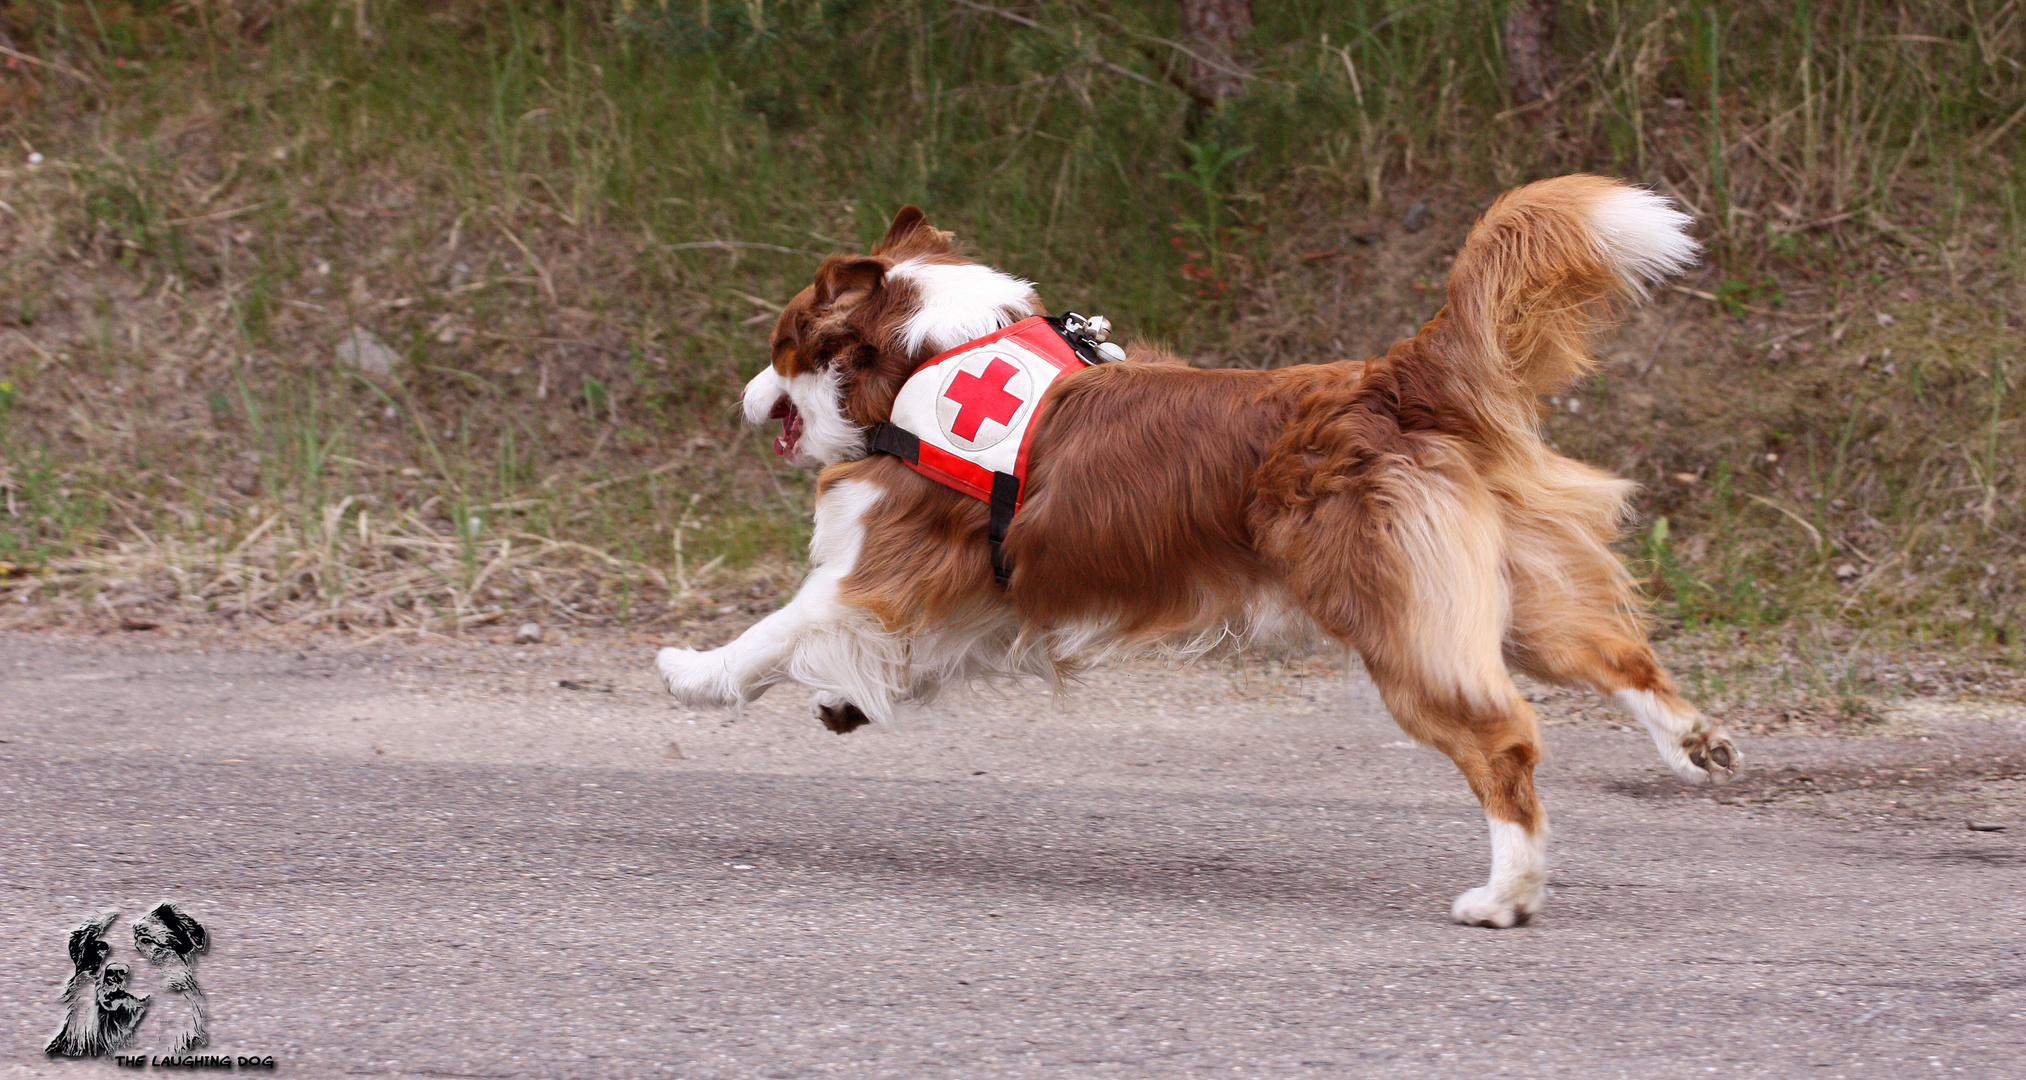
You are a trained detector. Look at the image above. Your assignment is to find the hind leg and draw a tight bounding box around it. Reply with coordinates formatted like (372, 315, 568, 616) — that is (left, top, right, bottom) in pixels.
(1508, 614, 1739, 783)
(1265, 454, 1548, 927)
(1365, 651, 1550, 928)
(1503, 507, 1738, 783)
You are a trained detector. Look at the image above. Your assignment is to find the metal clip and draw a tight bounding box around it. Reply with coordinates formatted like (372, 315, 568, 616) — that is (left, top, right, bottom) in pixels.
(1058, 312, 1125, 363)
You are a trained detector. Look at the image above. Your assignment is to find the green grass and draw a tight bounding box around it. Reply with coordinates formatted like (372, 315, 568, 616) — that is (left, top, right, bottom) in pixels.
(0, 0, 2020, 643)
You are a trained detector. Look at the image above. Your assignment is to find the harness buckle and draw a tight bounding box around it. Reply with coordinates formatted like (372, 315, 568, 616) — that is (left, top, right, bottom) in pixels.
(1051, 312, 1127, 364)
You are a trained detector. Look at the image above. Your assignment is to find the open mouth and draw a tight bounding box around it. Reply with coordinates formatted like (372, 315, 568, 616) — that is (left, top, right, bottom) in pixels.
(769, 397, 804, 458)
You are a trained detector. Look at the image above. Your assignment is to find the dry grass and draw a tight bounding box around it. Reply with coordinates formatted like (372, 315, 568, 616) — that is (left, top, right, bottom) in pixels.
(1530, 623, 2026, 738)
(0, 0, 2020, 675)
(0, 496, 792, 638)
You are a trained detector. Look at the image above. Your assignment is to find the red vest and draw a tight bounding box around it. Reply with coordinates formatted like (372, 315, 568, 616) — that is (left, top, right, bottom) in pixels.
(868, 314, 1118, 584)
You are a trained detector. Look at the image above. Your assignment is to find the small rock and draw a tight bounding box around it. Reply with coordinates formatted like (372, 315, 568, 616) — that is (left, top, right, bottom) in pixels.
(1402, 202, 1431, 233)
(118, 617, 158, 631)
(665, 741, 685, 760)
(1966, 820, 2006, 832)
(336, 326, 399, 377)
(557, 678, 615, 693)
(1875, 311, 1896, 327)
(514, 622, 543, 644)
(1834, 563, 1861, 582)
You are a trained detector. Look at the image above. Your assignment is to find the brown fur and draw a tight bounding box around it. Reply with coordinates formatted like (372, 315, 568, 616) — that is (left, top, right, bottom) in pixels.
(760, 176, 1728, 846)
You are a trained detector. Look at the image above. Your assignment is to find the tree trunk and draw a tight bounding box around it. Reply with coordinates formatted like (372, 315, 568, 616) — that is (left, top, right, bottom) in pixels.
(1178, 0, 1253, 107)
(1503, 0, 1558, 106)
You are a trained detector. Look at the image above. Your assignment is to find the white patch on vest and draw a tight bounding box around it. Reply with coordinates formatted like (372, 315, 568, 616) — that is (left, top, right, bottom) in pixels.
(892, 336, 1068, 479)
(933, 348, 1036, 451)
(887, 258, 1038, 358)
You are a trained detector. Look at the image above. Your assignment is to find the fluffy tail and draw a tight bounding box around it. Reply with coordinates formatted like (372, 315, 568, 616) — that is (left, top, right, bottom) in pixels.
(1434, 175, 1698, 403)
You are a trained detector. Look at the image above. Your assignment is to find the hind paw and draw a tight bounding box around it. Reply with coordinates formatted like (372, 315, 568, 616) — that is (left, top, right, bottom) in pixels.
(1679, 729, 1741, 784)
(1450, 885, 1543, 929)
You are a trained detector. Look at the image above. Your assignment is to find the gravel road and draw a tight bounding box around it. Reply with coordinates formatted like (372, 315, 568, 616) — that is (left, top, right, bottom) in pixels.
(1, 630, 2020, 1079)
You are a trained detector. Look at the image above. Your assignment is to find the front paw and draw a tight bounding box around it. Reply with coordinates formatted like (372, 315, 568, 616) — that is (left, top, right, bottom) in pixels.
(656, 647, 737, 706)
(813, 693, 872, 734)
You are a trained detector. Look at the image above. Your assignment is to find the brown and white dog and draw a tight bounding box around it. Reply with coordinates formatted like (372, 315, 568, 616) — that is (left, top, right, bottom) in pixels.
(659, 174, 1739, 928)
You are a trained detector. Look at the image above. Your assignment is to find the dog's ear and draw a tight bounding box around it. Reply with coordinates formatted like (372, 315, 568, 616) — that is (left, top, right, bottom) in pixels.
(812, 254, 885, 309)
(872, 205, 954, 257)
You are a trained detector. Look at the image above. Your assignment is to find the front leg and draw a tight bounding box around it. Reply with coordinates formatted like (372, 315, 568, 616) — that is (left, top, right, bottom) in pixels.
(655, 568, 849, 707)
(813, 691, 873, 733)
(657, 478, 902, 717)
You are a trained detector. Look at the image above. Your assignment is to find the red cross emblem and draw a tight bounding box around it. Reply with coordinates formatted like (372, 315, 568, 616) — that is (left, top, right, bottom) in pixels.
(942, 357, 1025, 441)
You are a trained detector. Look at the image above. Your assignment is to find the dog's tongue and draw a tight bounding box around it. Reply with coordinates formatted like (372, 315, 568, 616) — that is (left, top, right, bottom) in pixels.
(772, 405, 803, 458)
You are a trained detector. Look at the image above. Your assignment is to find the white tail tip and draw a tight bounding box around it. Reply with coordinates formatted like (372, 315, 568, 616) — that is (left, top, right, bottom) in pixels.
(1585, 186, 1700, 298)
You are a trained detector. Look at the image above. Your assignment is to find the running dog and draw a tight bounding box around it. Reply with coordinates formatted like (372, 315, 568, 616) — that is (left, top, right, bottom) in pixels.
(658, 175, 1739, 927)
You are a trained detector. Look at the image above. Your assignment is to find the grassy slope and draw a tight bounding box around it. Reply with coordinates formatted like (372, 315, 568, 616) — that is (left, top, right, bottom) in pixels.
(0, 1, 2019, 668)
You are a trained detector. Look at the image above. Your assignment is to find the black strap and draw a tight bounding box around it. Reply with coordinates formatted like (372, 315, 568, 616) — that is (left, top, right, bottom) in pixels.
(869, 422, 919, 463)
(867, 423, 1019, 588)
(988, 470, 1020, 587)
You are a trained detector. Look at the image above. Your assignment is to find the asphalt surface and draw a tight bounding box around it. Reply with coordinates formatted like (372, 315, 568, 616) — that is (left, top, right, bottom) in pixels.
(0, 630, 2020, 1079)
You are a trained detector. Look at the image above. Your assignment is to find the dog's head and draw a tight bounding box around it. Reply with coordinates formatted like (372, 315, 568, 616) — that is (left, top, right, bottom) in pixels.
(742, 207, 1042, 466)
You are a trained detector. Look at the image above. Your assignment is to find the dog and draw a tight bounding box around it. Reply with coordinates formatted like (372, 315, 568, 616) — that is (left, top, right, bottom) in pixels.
(658, 174, 1739, 928)
(132, 902, 209, 1053)
(47, 911, 150, 1058)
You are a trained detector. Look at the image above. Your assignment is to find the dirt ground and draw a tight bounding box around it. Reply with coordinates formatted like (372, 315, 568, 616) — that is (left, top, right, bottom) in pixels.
(0, 627, 2021, 1078)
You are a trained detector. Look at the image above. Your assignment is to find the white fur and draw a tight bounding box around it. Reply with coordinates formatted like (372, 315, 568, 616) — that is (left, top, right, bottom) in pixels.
(1450, 817, 1547, 928)
(1611, 687, 1735, 784)
(741, 363, 865, 468)
(1584, 186, 1700, 298)
(659, 480, 895, 710)
(741, 365, 787, 424)
(1066, 589, 1325, 671)
(659, 478, 1069, 721)
(785, 368, 864, 466)
(886, 258, 1039, 358)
